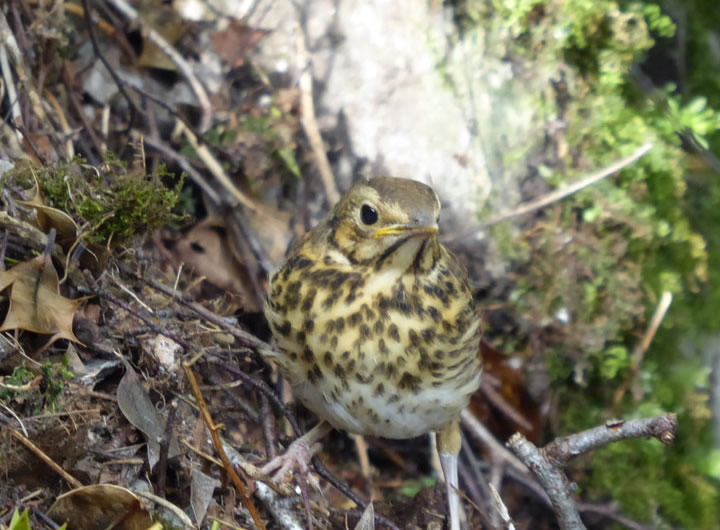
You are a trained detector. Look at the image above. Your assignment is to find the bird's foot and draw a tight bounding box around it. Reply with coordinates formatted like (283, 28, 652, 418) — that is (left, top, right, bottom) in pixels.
(261, 437, 322, 488)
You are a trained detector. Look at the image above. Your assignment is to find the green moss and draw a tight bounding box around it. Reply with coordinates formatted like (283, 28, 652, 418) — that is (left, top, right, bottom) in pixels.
(3, 155, 183, 249)
(455, 0, 720, 526)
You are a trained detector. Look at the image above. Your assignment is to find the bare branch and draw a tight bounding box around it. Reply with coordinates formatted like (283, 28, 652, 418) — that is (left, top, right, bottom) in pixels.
(508, 413, 678, 530)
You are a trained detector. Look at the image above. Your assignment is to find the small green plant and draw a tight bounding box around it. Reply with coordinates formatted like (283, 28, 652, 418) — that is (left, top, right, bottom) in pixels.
(2, 154, 184, 250)
(40, 357, 73, 411)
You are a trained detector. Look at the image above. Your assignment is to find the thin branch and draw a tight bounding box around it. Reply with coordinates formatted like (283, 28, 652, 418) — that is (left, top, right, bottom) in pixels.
(508, 433, 585, 530)
(10, 428, 83, 489)
(543, 413, 677, 467)
(183, 361, 266, 530)
(106, 0, 212, 131)
(508, 413, 678, 530)
(481, 142, 653, 227)
(295, 22, 340, 205)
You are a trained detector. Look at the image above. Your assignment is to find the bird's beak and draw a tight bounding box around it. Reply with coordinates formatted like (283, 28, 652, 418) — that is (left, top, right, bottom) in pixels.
(374, 223, 438, 239)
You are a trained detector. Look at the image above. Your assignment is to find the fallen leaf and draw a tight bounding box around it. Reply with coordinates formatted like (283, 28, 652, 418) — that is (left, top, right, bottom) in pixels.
(211, 20, 268, 68)
(17, 173, 78, 247)
(190, 469, 220, 525)
(117, 361, 182, 469)
(48, 484, 152, 530)
(172, 217, 260, 312)
(0, 252, 83, 345)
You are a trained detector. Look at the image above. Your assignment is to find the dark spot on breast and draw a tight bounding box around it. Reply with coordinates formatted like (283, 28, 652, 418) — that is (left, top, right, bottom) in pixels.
(302, 347, 315, 362)
(360, 324, 371, 341)
(374, 320, 385, 335)
(388, 324, 400, 342)
(334, 364, 346, 379)
(356, 372, 373, 384)
(374, 383, 385, 396)
(330, 272, 352, 290)
(422, 328, 436, 344)
(362, 304, 376, 322)
(378, 296, 391, 311)
(296, 330, 306, 343)
(346, 359, 356, 372)
(342, 351, 351, 360)
(301, 291, 316, 312)
(378, 338, 389, 355)
(399, 372, 422, 393)
(389, 394, 400, 403)
(277, 321, 291, 336)
(386, 362, 397, 379)
(294, 257, 315, 269)
(326, 320, 336, 333)
(323, 351, 333, 366)
(322, 292, 340, 309)
(319, 333, 328, 344)
(428, 306, 440, 322)
(336, 317, 345, 333)
(419, 350, 430, 371)
(308, 365, 322, 384)
(303, 319, 314, 332)
(408, 329, 420, 347)
(284, 281, 302, 309)
(345, 291, 357, 305)
(442, 320, 453, 333)
(444, 280, 457, 295)
(330, 336, 338, 349)
(348, 311, 363, 327)
(290, 352, 298, 361)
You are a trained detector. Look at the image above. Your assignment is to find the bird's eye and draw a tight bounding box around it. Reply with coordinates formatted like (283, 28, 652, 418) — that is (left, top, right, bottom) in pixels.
(360, 204, 378, 225)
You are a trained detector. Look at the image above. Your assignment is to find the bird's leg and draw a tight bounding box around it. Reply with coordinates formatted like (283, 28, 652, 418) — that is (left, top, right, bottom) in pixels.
(437, 421, 462, 530)
(262, 420, 334, 483)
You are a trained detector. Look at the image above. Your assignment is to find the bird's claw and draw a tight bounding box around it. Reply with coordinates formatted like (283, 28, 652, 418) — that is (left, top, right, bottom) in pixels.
(261, 438, 321, 491)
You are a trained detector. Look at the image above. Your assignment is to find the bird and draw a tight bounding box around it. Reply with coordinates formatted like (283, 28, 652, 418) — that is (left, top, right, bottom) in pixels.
(263, 177, 482, 529)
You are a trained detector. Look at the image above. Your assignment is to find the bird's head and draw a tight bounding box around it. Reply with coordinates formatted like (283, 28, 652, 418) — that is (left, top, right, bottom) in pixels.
(324, 177, 441, 267)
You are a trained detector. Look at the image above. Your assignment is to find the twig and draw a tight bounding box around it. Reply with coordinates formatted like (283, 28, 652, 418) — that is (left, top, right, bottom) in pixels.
(141, 134, 222, 205)
(10, 428, 83, 489)
(177, 120, 259, 210)
(80, 0, 138, 139)
(295, 23, 340, 205)
(122, 266, 275, 357)
(183, 361, 266, 530)
(508, 413, 678, 530)
(0, 43, 21, 126)
(482, 142, 653, 227)
(544, 413, 677, 466)
(480, 377, 533, 432)
(106, 0, 212, 131)
(508, 433, 585, 529)
(443, 142, 655, 245)
(489, 483, 515, 530)
(460, 409, 527, 473)
(614, 291, 673, 404)
(133, 490, 194, 528)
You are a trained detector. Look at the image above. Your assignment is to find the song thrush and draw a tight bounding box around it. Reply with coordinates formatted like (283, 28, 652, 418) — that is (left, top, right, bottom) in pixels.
(263, 177, 482, 529)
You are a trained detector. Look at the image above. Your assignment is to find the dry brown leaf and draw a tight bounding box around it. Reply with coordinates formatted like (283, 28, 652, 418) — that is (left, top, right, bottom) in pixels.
(136, 2, 188, 70)
(211, 20, 268, 68)
(48, 484, 153, 530)
(0, 252, 83, 344)
(172, 217, 260, 312)
(17, 174, 78, 246)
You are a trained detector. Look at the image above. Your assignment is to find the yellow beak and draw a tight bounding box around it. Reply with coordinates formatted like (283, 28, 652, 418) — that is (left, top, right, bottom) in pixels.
(374, 224, 438, 239)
